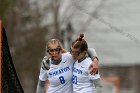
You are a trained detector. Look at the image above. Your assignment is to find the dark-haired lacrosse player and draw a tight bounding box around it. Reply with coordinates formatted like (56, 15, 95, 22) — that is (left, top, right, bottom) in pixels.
(71, 33, 102, 93)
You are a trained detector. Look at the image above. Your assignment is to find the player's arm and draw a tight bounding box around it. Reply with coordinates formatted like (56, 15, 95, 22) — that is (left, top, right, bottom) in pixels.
(87, 48, 99, 74)
(36, 79, 46, 93)
(44, 80, 49, 93)
(93, 79, 102, 93)
(37, 56, 50, 93)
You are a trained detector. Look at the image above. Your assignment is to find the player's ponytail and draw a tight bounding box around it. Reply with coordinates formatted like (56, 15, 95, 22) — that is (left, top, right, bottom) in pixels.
(72, 33, 88, 52)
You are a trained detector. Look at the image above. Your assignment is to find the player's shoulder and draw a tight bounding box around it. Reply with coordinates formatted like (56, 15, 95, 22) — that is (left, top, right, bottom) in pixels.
(39, 68, 48, 76)
(84, 57, 92, 62)
(62, 52, 72, 59)
(62, 52, 71, 56)
(88, 48, 96, 52)
(62, 52, 74, 64)
(82, 57, 92, 67)
(39, 68, 48, 81)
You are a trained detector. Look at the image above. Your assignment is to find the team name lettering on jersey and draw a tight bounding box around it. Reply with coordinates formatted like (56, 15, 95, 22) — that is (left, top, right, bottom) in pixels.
(49, 66, 70, 77)
(73, 67, 83, 75)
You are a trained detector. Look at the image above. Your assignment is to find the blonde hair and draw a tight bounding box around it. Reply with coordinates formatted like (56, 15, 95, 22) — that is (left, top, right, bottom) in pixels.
(46, 39, 67, 53)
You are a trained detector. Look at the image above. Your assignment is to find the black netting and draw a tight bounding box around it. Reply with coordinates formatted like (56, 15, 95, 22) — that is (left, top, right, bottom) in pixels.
(2, 27, 24, 93)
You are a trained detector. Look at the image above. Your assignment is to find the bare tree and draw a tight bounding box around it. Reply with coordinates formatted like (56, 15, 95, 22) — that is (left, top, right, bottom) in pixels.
(52, 0, 61, 39)
(4, 0, 49, 92)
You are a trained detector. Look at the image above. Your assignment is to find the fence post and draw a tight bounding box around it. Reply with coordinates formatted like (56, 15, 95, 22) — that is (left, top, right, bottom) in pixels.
(0, 20, 2, 93)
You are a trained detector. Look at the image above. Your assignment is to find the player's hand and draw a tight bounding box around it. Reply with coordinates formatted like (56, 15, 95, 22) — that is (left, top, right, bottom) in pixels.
(89, 58, 99, 75)
(41, 56, 50, 70)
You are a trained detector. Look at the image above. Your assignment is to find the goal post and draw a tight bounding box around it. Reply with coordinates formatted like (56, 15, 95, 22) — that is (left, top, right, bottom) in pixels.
(0, 20, 2, 93)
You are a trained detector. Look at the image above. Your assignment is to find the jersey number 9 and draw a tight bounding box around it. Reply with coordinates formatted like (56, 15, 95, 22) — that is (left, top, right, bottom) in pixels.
(72, 75, 77, 84)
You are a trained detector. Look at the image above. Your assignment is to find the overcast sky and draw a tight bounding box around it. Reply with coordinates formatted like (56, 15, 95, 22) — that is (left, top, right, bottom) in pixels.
(66, 0, 140, 66)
